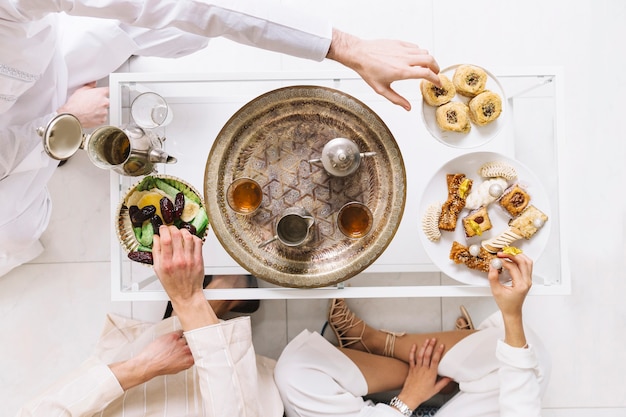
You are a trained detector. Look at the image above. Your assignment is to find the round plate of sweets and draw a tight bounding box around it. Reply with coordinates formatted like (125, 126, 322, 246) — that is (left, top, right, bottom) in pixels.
(418, 152, 551, 285)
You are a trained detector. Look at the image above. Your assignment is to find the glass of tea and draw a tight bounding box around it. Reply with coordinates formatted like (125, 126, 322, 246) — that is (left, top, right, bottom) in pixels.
(226, 177, 263, 214)
(337, 202, 373, 238)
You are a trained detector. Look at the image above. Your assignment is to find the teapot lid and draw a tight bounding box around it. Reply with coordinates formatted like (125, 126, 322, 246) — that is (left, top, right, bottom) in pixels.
(39, 113, 83, 160)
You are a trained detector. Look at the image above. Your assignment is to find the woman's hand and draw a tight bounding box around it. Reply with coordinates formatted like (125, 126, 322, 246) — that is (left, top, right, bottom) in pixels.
(488, 252, 533, 347)
(395, 338, 452, 410)
(327, 29, 440, 111)
(487, 252, 533, 318)
(57, 82, 109, 128)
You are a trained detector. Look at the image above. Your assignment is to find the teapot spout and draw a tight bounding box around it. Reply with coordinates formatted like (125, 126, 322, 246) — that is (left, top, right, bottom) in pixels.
(149, 149, 177, 164)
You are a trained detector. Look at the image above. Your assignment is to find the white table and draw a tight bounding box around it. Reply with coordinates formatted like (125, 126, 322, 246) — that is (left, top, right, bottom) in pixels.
(108, 68, 569, 301)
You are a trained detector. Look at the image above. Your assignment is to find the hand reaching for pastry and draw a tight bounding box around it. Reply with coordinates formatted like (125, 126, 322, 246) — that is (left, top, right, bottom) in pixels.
(327, 29, 440, 111)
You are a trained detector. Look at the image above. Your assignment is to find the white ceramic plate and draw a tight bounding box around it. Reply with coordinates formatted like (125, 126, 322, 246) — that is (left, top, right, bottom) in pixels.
(421, 64, 507, 148)
(418, 152, 551, 285)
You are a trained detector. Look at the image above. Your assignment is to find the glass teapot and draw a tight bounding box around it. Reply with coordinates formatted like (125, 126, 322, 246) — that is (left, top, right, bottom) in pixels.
(37, 113, 177, 176)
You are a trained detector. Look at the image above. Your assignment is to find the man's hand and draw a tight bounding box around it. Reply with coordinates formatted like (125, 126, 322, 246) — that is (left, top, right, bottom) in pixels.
(57, 82, 109, 128)
(109, 331, 194, 391)
(152, 226, 217, 330)
(327, 29, 440, 111)
(395, 339, 452, 410)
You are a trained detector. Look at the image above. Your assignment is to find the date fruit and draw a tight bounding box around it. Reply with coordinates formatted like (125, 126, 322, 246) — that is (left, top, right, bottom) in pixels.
(179, 222, 197, 235)
(128, 251, 154, 264)
(130, 204, 156, 227)
(173, 192, 185, 219)
(151, 215, 163, 235)
(160, 197, 175, 224)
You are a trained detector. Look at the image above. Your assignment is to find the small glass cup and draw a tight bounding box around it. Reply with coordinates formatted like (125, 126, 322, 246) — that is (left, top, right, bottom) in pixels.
(226, 178, 263, 214)
(337, 202, 373, 238)
(130, 92, 173, 129)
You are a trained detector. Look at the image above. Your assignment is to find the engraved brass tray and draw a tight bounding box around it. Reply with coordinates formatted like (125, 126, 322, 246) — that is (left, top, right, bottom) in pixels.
(204, 86, 406, 288)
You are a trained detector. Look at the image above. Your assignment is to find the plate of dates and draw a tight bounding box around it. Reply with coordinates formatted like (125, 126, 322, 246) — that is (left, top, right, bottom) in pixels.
(117, 174, 209, 265)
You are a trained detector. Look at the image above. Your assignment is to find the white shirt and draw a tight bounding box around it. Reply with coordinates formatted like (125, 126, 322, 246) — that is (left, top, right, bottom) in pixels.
(16, 314, 283, 417)
(0, 0, 332, 276)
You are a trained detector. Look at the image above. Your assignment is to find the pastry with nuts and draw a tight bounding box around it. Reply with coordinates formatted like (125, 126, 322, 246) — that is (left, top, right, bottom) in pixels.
(438, 173, 473, 231)
(462, 206, 493, 238)
(436, 101, 471, 133)
(468, 90, 502, 126)
(453, 64, 488, 97)
(498, 184, 530, 217)
(509, 205, 548, 239)
(421, 74, 456, 106)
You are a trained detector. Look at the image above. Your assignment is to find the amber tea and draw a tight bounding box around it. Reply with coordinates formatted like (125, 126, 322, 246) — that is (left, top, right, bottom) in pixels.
(227, 178, 262, 214)
(338, 202, 373, 238)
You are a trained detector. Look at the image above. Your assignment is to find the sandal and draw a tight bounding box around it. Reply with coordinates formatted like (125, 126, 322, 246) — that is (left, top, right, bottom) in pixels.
(455, 305, 475, 331)
(328, 299, 405, 357)
(328, 298, 371, 352)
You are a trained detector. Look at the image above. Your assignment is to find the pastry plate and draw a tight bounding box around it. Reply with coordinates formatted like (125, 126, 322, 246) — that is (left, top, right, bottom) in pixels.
(421, 64, 507, 149)
(117, 174, 208, 265)
(418, 152, 551, 286)
(205, 85, 406, 288)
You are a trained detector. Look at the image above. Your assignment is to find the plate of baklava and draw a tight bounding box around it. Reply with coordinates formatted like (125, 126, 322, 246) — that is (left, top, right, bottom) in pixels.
(420, 64, 507, 149)
(419, 152, 551, 285)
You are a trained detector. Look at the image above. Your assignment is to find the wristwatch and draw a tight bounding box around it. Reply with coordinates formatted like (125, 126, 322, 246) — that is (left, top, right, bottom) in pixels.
(389, 396, 413, 417)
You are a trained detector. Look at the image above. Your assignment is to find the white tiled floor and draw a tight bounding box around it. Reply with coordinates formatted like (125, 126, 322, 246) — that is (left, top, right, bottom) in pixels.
(2, 1, 625, 416)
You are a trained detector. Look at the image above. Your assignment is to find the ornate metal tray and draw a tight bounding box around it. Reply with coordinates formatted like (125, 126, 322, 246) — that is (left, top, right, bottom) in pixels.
(204, 86, 406, 288)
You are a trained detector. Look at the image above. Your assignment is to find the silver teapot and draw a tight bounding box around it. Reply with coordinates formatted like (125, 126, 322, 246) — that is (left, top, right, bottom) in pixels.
(38, 113, 177, 176)
(309, 137, 376, 177)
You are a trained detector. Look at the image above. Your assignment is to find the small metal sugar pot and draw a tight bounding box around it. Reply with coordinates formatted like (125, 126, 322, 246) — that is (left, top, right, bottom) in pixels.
(37, 113, 177, 176)
(309, 137, 376, 177)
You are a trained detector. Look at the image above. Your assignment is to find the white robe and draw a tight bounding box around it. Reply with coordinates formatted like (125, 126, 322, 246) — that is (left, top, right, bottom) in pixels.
(15, 314, 284, 417)
(274, 312, 551, 417)
(0, 0, 332, 277)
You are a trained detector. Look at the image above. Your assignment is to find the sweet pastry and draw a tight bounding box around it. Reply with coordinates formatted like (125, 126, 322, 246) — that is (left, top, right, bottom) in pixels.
(453, 64, 488, 97)
(478, 161, 517, 181)
(465, 177, 508, 210)
(462, 206, 493, 238)
(509, 205, 548, 239)
(436, 102, 471, 133)
(468, 90, 502, 126)
(481, 227, 523, 253)
(438, 174, 473, 231)
(450, 241, 496, 273)
(421, 74, 456, 106)
(422, 202, 442, 242)
(499, 184, 530, 217)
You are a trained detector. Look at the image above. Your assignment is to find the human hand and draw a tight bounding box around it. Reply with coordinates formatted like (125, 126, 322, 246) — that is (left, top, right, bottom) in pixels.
(57, 82, 110, 128)
(487, 252, 533, 319)
(153, 225, 217, 330)
(327, 29, 440, 111)
(135, 330, 194, 378)
(153, 225, 205, 306)
(395, 339, 452, 410)
(110, 330, 193, 391)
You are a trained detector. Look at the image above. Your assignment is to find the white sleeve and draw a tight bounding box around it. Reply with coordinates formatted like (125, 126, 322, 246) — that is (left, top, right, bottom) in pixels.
(15, 357, 124, 417)
(184, 316, 262, 417)
(496, 340, 543, 417)
(3, 0, 332, 61)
